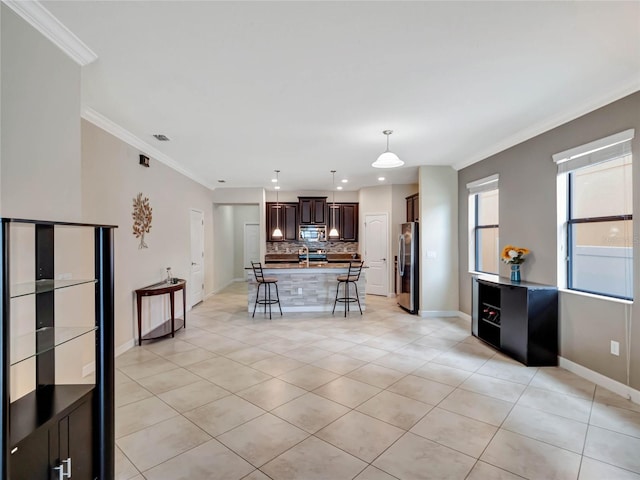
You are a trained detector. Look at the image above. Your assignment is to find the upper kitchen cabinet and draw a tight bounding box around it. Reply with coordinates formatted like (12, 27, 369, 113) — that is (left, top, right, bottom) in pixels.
(406, 193, 419, 222)
(266, 202, 298, 241)
(299, 197, 327, 225)
(328, 203, 359, 242)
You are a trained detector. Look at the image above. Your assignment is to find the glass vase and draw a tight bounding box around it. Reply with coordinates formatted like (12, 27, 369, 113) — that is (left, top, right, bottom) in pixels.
(510, 264, 521, 282)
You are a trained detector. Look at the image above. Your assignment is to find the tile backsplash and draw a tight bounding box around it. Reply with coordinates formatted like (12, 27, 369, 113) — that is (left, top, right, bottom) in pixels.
(267, 241, 359, 254)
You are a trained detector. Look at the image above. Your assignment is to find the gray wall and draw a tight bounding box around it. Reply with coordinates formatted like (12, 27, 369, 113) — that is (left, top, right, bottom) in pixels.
(81, 120, 215, 350)
(458, 91, 640, 389)
(1, 5, 82, 220)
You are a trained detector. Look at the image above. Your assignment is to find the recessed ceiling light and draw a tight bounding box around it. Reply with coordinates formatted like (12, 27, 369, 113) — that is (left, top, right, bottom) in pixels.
(275, 185, 281, 190)
(378, 176, 386, 181)
(271, 178, 278, 183)
(218, 179, 226, 183)
(337, 186, 343, 190)
(341, 179, 348, 183)
(153, 134, 170, 141)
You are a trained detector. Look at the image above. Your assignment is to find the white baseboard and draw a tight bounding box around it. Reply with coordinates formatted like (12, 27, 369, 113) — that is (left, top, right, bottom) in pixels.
(82, 362, 95, 378)
(234, 277, 246, 283)
(457, 311, 471, 322)
(116, 339, 136, 357)
(419, 310, 467, 318)
(82, 339, 136, 377)
(559, 357, 640, 405)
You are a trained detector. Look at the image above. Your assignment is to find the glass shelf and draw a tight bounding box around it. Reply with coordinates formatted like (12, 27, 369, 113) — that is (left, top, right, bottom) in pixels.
(10, 279, 97, 298)
(10, 326, 97, 366)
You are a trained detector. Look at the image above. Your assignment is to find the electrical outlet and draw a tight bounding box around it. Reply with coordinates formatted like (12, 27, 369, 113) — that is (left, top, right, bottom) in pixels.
(298, 287, 302, 295)
(611, 340, 620, 356)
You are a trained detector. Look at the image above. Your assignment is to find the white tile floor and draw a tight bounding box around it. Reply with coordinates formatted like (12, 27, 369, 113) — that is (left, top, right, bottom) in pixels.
(114, 282, 640, 480)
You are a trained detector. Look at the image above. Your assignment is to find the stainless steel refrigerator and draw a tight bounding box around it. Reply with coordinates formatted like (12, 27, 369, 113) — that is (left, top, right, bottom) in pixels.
(397, 222, 419, 314)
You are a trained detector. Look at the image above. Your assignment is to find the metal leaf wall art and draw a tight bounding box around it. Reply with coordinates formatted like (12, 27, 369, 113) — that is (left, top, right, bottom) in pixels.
(132, 193, 152, 249)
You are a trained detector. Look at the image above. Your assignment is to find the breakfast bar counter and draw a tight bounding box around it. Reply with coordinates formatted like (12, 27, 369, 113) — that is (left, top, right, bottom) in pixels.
(246, 263, 366, 313)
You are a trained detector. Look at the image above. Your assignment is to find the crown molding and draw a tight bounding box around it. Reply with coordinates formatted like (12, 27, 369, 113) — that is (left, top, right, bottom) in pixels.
(452, 80, 640, 171)
(2, 0, 97, 66)
(81, 108, 215, 191)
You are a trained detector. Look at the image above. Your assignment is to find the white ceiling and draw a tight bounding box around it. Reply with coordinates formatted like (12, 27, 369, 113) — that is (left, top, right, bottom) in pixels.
(41, 1, 640, 192)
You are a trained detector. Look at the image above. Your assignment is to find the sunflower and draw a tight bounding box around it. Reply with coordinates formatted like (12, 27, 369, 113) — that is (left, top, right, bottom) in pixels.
(501, 245, 530, 264)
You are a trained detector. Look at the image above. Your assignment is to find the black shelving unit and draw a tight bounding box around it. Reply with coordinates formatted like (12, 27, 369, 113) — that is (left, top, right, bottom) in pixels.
(0, 218, 116, 479)
(472, 274, 558, 366)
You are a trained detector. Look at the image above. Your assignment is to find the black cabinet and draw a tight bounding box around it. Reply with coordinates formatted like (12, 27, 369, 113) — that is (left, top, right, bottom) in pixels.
(11, 389, 94, 479)
(472, 275, 558, 366)
(327, 203, 359, 242)
(299, 197, 327, 225)
(406, 193, 419, 222)
(266, 202, 298, 241)
(1, 219, 116, 479)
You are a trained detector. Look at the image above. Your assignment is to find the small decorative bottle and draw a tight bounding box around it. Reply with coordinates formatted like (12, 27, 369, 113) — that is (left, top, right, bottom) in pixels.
(166, 267, 173, 283)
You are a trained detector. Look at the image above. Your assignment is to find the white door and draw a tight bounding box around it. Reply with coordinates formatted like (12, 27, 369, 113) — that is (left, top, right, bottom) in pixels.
(190, 209, 205, 307)
(244, 223, 260, 274)
(364, 213, 389, 296)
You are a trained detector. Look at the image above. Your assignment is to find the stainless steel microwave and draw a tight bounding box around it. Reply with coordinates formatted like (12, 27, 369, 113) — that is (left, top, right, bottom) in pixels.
(299, 225, 326, 241)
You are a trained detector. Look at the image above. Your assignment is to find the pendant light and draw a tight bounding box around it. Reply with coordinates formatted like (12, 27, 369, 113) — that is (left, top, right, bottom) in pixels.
(272, 170, 283, 238)
(372, 130, 404, 168)
(329, 170, 339, 238)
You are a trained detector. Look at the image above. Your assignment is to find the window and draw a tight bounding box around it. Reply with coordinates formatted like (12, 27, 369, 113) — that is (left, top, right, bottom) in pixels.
(467, 175, 499, 274)
(554, 129, 634, 299)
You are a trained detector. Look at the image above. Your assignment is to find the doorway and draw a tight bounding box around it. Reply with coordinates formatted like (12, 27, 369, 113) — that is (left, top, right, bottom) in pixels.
(364, 213, 389, 296)
(190, 209, 205, 307)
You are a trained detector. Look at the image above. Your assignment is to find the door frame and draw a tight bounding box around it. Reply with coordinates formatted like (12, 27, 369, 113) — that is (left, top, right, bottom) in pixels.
(363, 212, 390, 296)
(190, 208, 205, 308)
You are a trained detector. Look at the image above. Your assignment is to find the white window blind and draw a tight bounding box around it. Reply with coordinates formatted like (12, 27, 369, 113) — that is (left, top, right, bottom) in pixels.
(466, 173, 499, 194)
(552, 129, 635, 174)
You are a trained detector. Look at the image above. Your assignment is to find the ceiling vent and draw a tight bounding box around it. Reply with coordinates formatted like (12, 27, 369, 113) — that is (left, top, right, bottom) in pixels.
(153, 134, 170, 141)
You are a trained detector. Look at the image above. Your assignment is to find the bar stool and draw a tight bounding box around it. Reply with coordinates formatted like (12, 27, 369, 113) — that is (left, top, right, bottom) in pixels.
(251, 261, 282, 319)
(332, 261, 364, 317)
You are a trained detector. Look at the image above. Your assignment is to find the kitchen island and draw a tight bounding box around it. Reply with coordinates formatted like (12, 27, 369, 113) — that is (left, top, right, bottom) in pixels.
(247, 263, 366, 313)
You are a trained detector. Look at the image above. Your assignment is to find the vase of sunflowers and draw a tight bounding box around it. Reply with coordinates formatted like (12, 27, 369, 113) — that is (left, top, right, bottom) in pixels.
(501, 245, 530, 282)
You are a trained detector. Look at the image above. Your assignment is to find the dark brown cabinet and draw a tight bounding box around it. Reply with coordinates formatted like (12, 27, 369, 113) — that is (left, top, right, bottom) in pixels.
(299, 197, 327, 225)
(472, 275, 558, 366)
(328, 203, 359, 242)
(266, 202, 298, 241)
(11, 390, 94, 480)
(406, 193, 419, 222)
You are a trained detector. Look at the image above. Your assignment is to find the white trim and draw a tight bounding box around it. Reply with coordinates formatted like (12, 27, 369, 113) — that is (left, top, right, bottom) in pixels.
(212, 278, 236, 294)
(86, 339, 135, 373)
(82, 362, 95, 378)
(457, 311, 471, 322)
(2, 0, 98, 66)
(419, 310, 465, 318)
(115, 339, 136, 357)
(82, 107, 214, 190)
(466, 173, 499, 194)
(452, 81, 640, 171)
(559, 357, 640, 405)
(552, 129, 635, 165)
(559, 288, 633, 305)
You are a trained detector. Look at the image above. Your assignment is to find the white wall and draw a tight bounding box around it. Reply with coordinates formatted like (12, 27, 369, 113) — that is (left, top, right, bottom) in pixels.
(81, 120, 215, 351)
(213, 204, 235, 292)
(419, 166, 459, 314)
(232, 205, 260, 279)
(1, 5, 81, 220)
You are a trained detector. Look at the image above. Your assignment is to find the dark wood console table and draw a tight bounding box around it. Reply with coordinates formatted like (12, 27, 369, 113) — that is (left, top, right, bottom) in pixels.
(135, 279, 187, 346)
